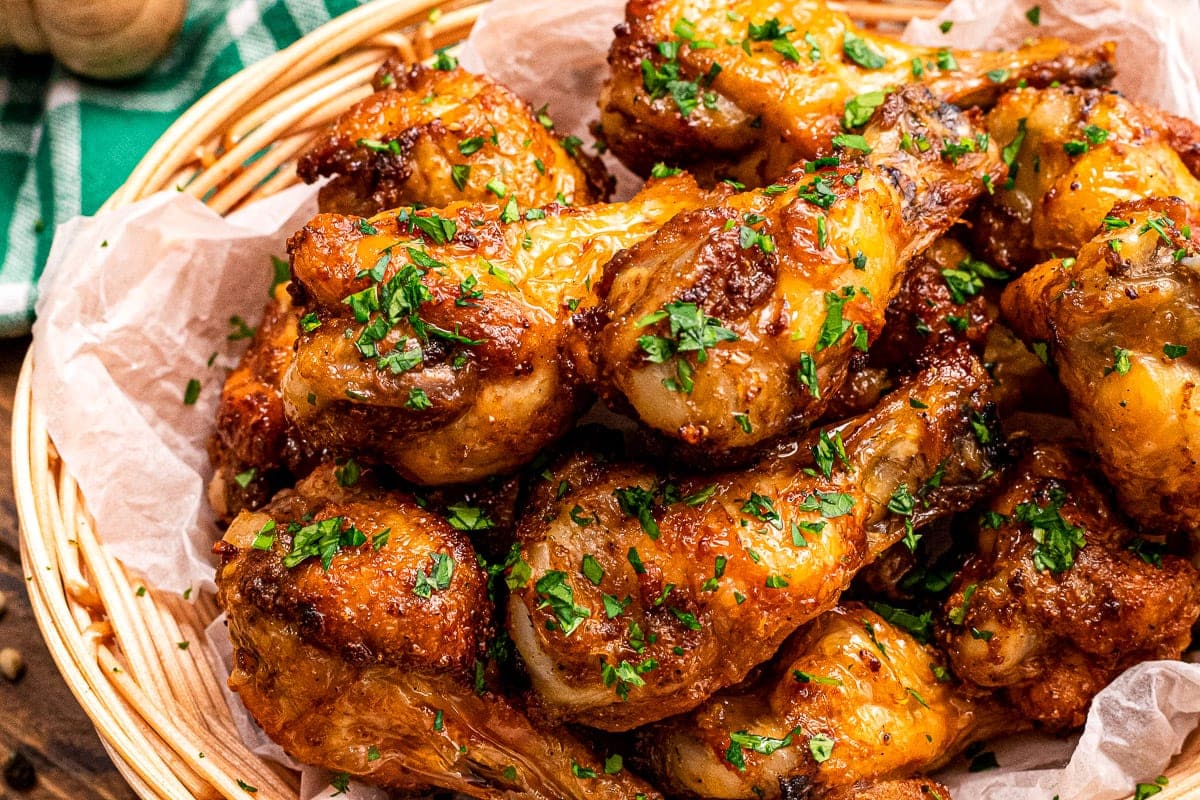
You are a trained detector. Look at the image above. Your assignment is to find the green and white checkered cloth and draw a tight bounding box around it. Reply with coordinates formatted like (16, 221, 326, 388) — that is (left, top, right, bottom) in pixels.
(0, 0, 363, 336)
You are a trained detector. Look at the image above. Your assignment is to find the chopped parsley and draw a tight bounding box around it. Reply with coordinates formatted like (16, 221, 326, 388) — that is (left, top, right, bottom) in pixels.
(335, 458, 360, 487)
(868, 601, 932, 643)
(725, 729, 797, 771)
(581, 554, 604, 585)
(458, 137, 485, 155)
(447, 503, 493, 531)
(843, 90, 887, 129)
(948, 583, 977, 626)
(535, 571, 591, 635)
(1001, 118, 1028, 189)
(405, 387, 432, 410)
(637, 301, 738, 393)
(809, 734, 834, 763)
(742, 492, 783, 529)
(614, 485, 661, 539)
(1134, 776, 1169, 800)
(842, 32, 887, 69)
(794, 670, 843, 686)
(1105, 346, 1133, 376)
(413, 552, 456, 598)
(282, 516, 367, 570)
(831, 133, 872, 153)
(797, 491, 855, 518)
(815, 287, 857, 351)
(811, 429, 851, 478)
(1015, 488, 1086, 573)
(183, 378, 201, 405)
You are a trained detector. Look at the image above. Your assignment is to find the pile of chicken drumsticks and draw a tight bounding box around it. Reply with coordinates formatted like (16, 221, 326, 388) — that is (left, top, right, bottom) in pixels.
(207, 2, 1200, 798)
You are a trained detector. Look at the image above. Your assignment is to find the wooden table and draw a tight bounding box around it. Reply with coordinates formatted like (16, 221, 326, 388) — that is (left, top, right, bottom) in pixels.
(0, 337, 137, 800)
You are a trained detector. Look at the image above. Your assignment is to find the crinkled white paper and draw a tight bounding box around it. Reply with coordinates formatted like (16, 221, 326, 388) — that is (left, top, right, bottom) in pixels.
(32, 182, 322, 595)
(27, 0, 1200, 797)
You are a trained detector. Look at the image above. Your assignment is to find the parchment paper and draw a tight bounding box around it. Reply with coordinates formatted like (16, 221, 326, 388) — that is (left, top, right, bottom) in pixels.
(28, 0, 1200, 797)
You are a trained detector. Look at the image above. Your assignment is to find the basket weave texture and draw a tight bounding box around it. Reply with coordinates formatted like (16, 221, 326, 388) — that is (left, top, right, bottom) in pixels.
(11, 0, 1199, 798)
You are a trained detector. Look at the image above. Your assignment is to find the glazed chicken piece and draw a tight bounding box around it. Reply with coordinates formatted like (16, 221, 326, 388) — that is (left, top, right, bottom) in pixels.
(571, 86, 1002, 458)
(1002, 198, 1200, 533)
(214, 463, 662, 800)
(508, 349, 1005, 731)
(644, 604, 1009, 800)
(283, 173, 710, 487)
(976, 86, 1200, 271)
(939, 441, 1200, 731)
(599, 0, 1113, 186)
(298, 59, 610, 217)
(208, 285, 315, 522)
(209, 60, 617, 521)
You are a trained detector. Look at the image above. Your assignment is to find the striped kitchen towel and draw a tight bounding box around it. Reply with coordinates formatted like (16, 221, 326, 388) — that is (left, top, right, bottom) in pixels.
(0, 0, 362, 336)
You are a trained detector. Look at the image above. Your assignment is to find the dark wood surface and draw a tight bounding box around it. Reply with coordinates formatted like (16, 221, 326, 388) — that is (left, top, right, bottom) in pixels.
(0, 337, 138, 800)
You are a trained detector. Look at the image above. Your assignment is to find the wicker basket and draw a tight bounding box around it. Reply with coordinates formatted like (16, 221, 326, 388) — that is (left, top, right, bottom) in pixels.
(11, 0, 1200, 797)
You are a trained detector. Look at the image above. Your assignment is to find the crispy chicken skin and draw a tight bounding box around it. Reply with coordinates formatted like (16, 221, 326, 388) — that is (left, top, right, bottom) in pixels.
(811, 779, 953, 800)
(282, 174, 710, 487)
(214, 464, 663, 800)
(976, 87, 1200, 271)
(210, 61, 619, 521)
(939, 442, 1200, 731)
(508, 350, 1004, 731)
(645, 605, 1007, 800)
(599, 0, 1114, 186)
(869, 237, 993, 370)
(207, 287, 320, 522)
(571, 86, 1002, 457)
(1002, 198, 1200, 532)
(299, 60, 610, 217)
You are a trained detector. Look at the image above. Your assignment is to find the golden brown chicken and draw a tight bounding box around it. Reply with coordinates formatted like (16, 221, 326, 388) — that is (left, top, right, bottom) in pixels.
(571, 86, 1002, 458)
(299, 59, 611, 217)
(210, 60, 619, 521)
(645, 604, 1008, 800)
(938, 441, 1200, 731)
(282, 173, 711, 487)
(208, 285, 313, 522)
(975, 86, 1200, 271)
(1002, 198, 1200, 533)
(508, 349, 1004, 732)
(215, 463, 663, 799)
(598, 0, 1114, 186)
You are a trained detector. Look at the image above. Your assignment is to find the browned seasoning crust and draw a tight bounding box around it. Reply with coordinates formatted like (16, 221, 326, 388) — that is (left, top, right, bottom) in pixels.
(215, 463, 664, 799)
(938, 441, 1200, 731)
(207, 287, 321, 522)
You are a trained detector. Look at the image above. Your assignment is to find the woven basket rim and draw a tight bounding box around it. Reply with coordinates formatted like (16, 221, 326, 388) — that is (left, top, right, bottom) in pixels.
(13, 0, 1200, 798)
